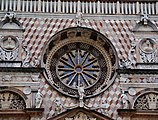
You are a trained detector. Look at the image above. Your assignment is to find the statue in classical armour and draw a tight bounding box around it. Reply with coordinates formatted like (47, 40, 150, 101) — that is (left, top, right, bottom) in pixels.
(35, 91, 43, 108)
(76, 11, 83, 26)
(121, 93, 129, 109)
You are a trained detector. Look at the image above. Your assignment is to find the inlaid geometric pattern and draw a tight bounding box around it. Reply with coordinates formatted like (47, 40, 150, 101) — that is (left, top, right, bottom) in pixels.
(18, 18, 137, 67)
(16, 17, 138, 119)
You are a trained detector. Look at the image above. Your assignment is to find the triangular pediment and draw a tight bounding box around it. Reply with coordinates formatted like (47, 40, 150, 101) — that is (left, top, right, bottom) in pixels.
(49, 107, 113, 120)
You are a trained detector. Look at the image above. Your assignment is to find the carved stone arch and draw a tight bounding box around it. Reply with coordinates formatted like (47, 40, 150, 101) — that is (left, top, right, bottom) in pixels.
(0, 87, 28, 100)
(0, 87, 27, 110)
(133, 91, 158, 110)
(41, 27, 118, 98)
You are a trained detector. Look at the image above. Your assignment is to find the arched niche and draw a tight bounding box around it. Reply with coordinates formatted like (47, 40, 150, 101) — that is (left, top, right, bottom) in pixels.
(133, 91, 158, 110)
(0, 89, 26, 110)
(41, 27, 118, 98)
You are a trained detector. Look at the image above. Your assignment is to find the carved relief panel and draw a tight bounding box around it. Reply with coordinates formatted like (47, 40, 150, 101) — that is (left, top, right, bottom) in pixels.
(138, 38, 157, 63)
(0, 36, 19, 61)
(133, 13, 158, 65)
(0, 91, 26, 110)
(134, 92, 158, 110)
(0, 11, 30, 67)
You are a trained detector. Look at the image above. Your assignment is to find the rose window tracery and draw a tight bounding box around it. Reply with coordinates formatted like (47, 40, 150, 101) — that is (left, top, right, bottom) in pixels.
(57, 46, 101, 88)
(43, 28, 117, 98)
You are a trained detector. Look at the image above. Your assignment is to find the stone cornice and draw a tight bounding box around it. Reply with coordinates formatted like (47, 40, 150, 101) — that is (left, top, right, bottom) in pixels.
(117, 109, 158, 117)
(117, 69, 158, 74)
(0, 67, 44, 73)
(0, 12, 158, 21)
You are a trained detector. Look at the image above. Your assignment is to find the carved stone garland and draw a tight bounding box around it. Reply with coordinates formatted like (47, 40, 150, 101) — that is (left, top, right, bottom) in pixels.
(134, 93, 158, 110)
(0, 91, 26, 110)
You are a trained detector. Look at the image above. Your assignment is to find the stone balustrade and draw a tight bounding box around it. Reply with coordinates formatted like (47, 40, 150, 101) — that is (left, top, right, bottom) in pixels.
(0, 0, 158, 15)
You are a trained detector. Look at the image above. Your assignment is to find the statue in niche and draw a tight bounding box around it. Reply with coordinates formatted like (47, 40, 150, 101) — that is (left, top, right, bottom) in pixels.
(78, 83, 85, 107)
(76, 11, 83, 26)
(121, 93, 129, 109)
(35, 91, 43, 108)
(3, 37, 16, 51)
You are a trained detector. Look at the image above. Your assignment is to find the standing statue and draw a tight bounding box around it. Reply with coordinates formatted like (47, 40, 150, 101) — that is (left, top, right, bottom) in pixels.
(99, 100, 108, 115)
(35, 91, 43, 108)
(54, 98, 63, 115)
(78, 83, 85, 107)
(76, 11, 83, 26)
(121, 93, 129, 109)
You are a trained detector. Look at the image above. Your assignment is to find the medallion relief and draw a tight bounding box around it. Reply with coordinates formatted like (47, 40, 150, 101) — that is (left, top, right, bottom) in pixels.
(139, 38, 157, 63)
(0, 36, 19, 61)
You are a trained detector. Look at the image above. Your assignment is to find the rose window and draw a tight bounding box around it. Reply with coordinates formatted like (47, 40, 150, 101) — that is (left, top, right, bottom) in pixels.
(57, 48, 100, 88)
(44, 28, 117, 98)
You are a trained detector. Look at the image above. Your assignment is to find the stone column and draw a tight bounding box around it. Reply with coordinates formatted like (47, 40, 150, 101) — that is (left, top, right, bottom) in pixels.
(17, 0, 21, 11)
(116, 1, 120, 14)
(38, 0, 41, 12)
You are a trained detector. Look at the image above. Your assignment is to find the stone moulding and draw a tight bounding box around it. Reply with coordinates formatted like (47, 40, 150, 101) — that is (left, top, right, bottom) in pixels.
(117, 69, 158, 74)
(0, 108, 44, 118)
(0, 67, 44, 73)
(117, 109, 158, 118)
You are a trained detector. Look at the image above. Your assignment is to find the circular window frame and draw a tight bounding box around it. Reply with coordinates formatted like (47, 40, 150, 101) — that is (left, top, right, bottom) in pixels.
(42, 27, 118, 98)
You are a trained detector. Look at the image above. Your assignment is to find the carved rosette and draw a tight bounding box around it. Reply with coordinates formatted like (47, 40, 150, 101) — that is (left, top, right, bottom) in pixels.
(134, 92, 158, 110)
(43, 28, 117, 98)
(139, 38, 157, 63)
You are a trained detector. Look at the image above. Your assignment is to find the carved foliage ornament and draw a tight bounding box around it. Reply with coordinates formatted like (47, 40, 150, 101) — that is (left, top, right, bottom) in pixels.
(0, 91, 26, 110)
(44, 28, 117, 98)
(134, 92, 158, 110)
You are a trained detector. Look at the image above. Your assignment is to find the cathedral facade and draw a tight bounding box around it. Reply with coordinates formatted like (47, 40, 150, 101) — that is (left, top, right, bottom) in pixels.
(0, 0, 158, 120)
